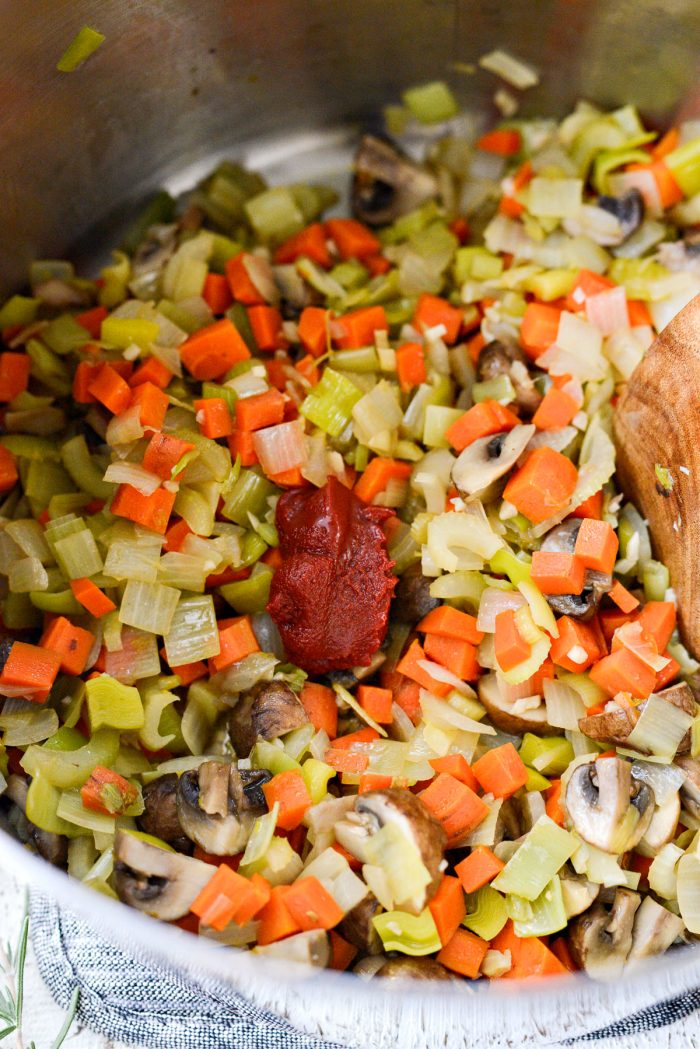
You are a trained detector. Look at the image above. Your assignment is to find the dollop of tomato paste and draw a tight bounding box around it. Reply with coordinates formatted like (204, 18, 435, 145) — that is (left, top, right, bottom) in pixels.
(267, 477, 396, 674)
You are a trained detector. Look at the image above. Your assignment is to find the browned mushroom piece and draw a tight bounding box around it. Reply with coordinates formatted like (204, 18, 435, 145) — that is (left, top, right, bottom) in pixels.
(564, 757, 655, 853)
(568, 888, 641, 979)
(392, 563, 439, 625)
(477, 339, 542, 414)
(337, 894, 384, 955)
(255, 929, 330, 967)
(375, 957, 453, 981)
(478, 672, 558, 737)
(137, 774, 192, 853)
(228, 680, 307, 757)
(114, 830, 214, 921)
(559, 866, 600, 919)
(176, 761, 271, 855)
(539, 520, 611, 619)
(637, 789, 681, 856)
(579, 681, 696, 753)
(5, 774, 68, 868)
(352, 135, 439, 227)
(334, 789, 446, 914)
(675, 755, 700, 819)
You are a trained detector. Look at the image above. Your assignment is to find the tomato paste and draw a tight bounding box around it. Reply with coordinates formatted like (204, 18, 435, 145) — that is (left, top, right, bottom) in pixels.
(267, 477, 396, 674)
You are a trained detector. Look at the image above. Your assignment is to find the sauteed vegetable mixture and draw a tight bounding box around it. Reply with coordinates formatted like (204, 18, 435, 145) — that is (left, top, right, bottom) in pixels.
(3, 93, 700, 981)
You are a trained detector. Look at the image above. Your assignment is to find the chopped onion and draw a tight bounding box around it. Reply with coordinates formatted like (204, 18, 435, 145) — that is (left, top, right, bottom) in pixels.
(106, 404, 145, 447)
(543, 678, 586, 731)
(678, 851, 700, 933)
(464, 795, 503, 846)
(631, 760, 686, 805)
(525, 424, 578, 454)
(243, 254, 279, 305)
(253, 419, 307, 476)
(103, 462, 161, 496)
(420, 689, 494, 734)
(0, 698, 59, 745)
(609, 169, 662, 216)
(586, 286, 629, 335)
(627, 694, 694, 757)
(477, 588, 526, 633)
(416, 660, 475, 697)
(478, 49, 539, 89)
(648, 843, 683, 900)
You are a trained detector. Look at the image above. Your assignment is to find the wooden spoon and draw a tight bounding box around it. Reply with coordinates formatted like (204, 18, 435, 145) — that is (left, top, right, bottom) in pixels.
(614, 292, 700, 657)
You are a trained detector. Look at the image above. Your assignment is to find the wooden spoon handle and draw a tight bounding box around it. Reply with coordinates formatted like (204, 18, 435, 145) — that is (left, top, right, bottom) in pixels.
(614, 293, 700, 657)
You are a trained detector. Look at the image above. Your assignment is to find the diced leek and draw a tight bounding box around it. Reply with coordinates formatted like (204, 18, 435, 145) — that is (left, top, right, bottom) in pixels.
(61, 435, 114, 500)
(86, 675, 144, 732)
(219, 565, 272, 615)
(677, 850, 700, 933)
(104, 527, 162, 583)
(463, 885, 508, 940)
(248, 836, 303, 886)
(138, 686, 178, 751)
(245, 187, 304, 242)
(508, 876, 567, 937)
(519, 733, 574, 776)
(364, 821, 431, 910)
(239, 803, 280, 871)
(649, 843, 683, 900)
(527, 178, 583, 218)
(471, 375, 516, 406)
(627, 694, 694, 757)
(26, 771, 81, 837)
(570, 837, 640, 889)
(0, 700, 58, 746)
(301, 368, 363, 438)
(162, 594, 220, 667)
(8, 557, 49, 593)
(373, 908, 442, 956)
(53, 528, 104, 580)
(492, 816, 577, 900)
(250, 739, 301, 776)
(222, 468, 278, 526)
(119, 579, 180, 636)
(402, 81, 458, 124)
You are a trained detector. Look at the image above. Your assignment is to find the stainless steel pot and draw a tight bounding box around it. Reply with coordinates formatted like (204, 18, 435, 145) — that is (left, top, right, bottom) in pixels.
(3, 2, 700, 1044)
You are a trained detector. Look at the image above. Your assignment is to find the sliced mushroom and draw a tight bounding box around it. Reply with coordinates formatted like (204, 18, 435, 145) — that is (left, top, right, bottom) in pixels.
(579, 682, 696, 753)
(597, 189, 644, 244)
(499, 791, 546, 840)
(540, 521, 611, 619)
(352, 135, 439, 227)
(114, 829, 214, 921)
(478, 673, 558, 737)
(638, 790, 682, 857)
(452, 425, 535, 497)
(392, 563, 439, 624)
(568, 888, 641, 979)
(176, 761, 270, 855)
(255, 929, 330, 967)
(334, 789, 446, 914)
(337, 894, 384, 955)
(559, 866, 600, 919)
(627, 895, 684, 963)
(477, 339, 542, 414)
(137, 774, 192, 853)
(228, 681, 307, 757)
(5, 774, 68, 868)
(564, 758, 655, 853)
(376, 957, 453, 981)
(674, 755, 700, 819)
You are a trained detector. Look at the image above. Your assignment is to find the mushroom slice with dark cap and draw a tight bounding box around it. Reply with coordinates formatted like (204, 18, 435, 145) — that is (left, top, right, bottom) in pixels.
(564, 757, 655, 853)
(452, 425, 535, 497)
(391, 562, 439, 625)
(540, 520, 611, 620)
(352, 135, 439, 227)
(579, 681, 696, 753)
(478, 673, 558, 737)
(255, 930, 330, 967)
(568, 888, 641, 979)
(114, 829, 214, 921)
(5, 775, 68, 868)
(375, 957, 453, 981)
(637, 789, 681, 856)
(176, 761, 270, 855)
(627, 895, 684, 964)
(137, 774, 192, 853)
(334, 789, 446, 915)
(674, 755, 700, 819)
(559, 866, 600, 919)
(477, 339, 542, 415)
(228, 681, 307, 758)
(597, 189, 644, 244)
(337, 894, 384, 955)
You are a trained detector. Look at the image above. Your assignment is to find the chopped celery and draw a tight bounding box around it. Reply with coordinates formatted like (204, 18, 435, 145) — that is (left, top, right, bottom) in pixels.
(642, 559, 670, 603)
(0, 295, 39, 328)
(222, 468, 278, 527)
(250, 739, 301, 775)
(463, 885, 509, 940)
(422, 405, 464, 448)
(471, 375, 516, 405)
(61, 435, 114, 500)
(56, 25, 105, 72)
(162, 594, 221, 667)
(86, 675, 145, 732)
(454, 247, 503, 284)
(25, 339, 72, 396)
(402, 81, 458, 124)
(524, 766, 551, 792)
(507, 876, 568, 937)
(282, 723, 315, 762)
(219, 564, 272, 615)
(42, 314, 90, 355)
(138, 686, 178, 751)
(119, 579, 180, 635)
(519, 734, 575, 776)
(56, 791, 115, 835)
(26, 772, 82, 837)
(301, 758, 335, 804)
(372, 908, 442, 955)
(665, 135, 700, 197)
(101, 316, 159, 349)
(21, 727, 120, 790)
(492, 816, 577, 900)
(53, 527, 104, 580)
(331, 348, 381, 373)
(29, 588, 83, 615)
(300, 368, 363, 437)
(245, 187, 304, 242)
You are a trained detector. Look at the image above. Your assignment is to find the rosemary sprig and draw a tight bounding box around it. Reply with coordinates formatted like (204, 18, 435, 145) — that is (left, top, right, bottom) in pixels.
(0, 894, 79, 1049)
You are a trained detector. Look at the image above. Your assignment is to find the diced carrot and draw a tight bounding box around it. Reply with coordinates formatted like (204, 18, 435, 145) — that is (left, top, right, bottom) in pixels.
(129, 356, 173, 389)
(329, 727, 380, 751)
(449, 217, 470, 243)
(437, 928, 489, 978)
(627, 160, 684, 208)
(0, 641, 61, 699)
(40, 616, 94, 676)
(599, 606, 636, 643)
(180, 318, 251, 381)
(105, 360, 134, 381)
(471, 742, 528, 799)
(503, 447, 578, 524)
(256, 886, 301, 945)
(227, 430, 258, 467)
(170, 659, 207, 685)
(274, 223, 332, 268)
(69, 578, 116, 618)
(498, 160, 533, 219)
(333, 306, 388, 350)
(299, 681, 338, 738)
(477, 128, 521, 155)
(549, 936, 579, 973)
(589, 648, 657, 699)
(235, 388, 285, 432)
(445, 400, 520, 454)
(0, 352, 31, 401)
(210, 615, 260, 673)
(420, 773, 489, 845)
(357, 685, 394, 724)
(358, 772, 394, 794)
(412, 293, 463, 345)
(324, 749, 368, 774)
(354, 457, 412, 505)
(491, 921, 567, 979)
(655, 652, 680, 690)
(110, 484, 176, 534)
(163, 518, 193, 553)
(550, 616, 605, 672)
(0, 446, 18, 493)
(130, 381, 169, 431)
(568, 490, 603, 520)
(284, 876, 344, 931)
(627, 299, 653, 327)
(72, 361, 99, 404)
(325, 218, 380, 260)
(225, 253, 266, 305)
(396, 342, 427, 392)
(191, 865, 270, 931)
(637, 601, 677, 651)
(429, 875, 466, 946)
(467, 331, 486, 364)
(380, 666, 423, 722)
(530, 551, 586, 596)
(364, 254, 391, 276)
(519, 302, 562, 359)
(532, 387, 579, 430)
(75, 305, 109, 339)
(429, 755, 479, 792)
(565, 270, 616, 312)
(544, 779, 566, 826)
(574, 518, 619, 574)
(395, 639, 452, 698)
(202, 272, 233, 315)
(494, 609, 531, 673)
(248, 305, 286, 352)
(87, 364, 132, 415)
(454, 846, 505, 893)
(424, 633, 479, 681)
(608, 581, 640, 614)
(81, 765, 137, 816)
(329, 930, 358, 971)
(143, 433, 195, 480)
(262, 771, 313, 831)
(295, 354, 320, 387)
(499, 194, 525, 218)
(417, 606, 484, 645)
(193, 397, 234, 439)
(297, 306, 329, 357)
(651, 127, 680, 160)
